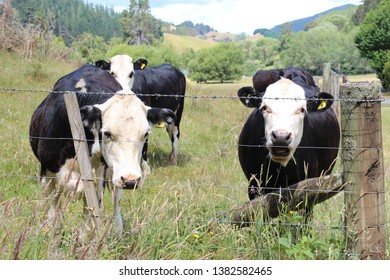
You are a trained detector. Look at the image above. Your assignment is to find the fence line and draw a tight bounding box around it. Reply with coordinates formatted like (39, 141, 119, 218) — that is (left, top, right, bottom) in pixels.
(0, 86, 385, 103)
(0, 82, 388, 259)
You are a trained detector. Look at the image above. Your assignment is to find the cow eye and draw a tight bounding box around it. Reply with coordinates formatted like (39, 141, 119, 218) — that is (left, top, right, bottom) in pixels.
(110, 71, 117, 78)
(261, 105, 271, 113)
(129, 71, 134, 78)
(103, 131, 112, 139)
(297, 107, 305, 114)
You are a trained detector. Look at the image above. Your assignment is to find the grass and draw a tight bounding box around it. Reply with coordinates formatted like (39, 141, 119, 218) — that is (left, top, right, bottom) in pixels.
(163, 33, 216, 52)
(0, 51, 388, 260)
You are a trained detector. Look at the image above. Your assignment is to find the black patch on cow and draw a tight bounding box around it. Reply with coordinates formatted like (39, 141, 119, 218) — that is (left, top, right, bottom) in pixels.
(80, 105, 102, 132)
(238, 86, 262, 108)
(147, 108, 176, 126)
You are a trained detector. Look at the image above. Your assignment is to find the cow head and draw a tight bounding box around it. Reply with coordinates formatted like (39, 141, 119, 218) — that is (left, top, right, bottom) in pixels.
(95, 55, 148, 90)
(80, 91, 175, 189)
(238, 77, 334, 166)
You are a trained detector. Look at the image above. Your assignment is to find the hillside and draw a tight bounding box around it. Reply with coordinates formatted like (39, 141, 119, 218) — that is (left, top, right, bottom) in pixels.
(271, 4, 356, 34)
(162, 33, 216, 52)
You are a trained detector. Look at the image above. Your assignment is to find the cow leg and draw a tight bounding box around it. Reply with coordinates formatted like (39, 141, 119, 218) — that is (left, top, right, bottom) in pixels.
(41, 172, 62, 224)
(94, 164, 106, 209)
(166, 124, 179, 164)
(141, 142, 150, 177)
(112, 187, 124, 238)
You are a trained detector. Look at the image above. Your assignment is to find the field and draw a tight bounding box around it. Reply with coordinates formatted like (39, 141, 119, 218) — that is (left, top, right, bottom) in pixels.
(0, 52, 388, 260)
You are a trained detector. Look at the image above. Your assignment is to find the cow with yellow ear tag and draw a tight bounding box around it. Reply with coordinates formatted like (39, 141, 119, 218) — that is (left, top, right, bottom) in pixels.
(237, 66, 340, 221)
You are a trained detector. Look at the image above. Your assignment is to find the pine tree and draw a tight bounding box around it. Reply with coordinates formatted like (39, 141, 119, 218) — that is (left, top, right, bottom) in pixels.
(121, 0, 162, 45)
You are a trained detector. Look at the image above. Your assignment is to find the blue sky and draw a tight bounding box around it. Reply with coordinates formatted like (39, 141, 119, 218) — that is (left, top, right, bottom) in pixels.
(85, 0, 362, 35)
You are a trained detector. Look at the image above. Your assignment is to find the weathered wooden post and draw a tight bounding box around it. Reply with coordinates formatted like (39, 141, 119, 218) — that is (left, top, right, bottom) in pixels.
(63, 92, 103, 233)
(322, 63, 340, 117)
(340, 82, 386, 259)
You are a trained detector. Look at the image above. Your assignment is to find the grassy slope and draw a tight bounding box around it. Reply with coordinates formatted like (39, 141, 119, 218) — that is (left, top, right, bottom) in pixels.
(0, 52, 388, 260)
(162, 33, 216, 52)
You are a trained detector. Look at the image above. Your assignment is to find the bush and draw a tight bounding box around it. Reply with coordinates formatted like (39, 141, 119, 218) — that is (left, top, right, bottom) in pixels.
(382, 51, 390, 90)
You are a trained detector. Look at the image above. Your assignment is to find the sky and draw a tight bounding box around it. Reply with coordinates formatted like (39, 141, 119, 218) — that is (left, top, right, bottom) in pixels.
(85, 0, 363, 35)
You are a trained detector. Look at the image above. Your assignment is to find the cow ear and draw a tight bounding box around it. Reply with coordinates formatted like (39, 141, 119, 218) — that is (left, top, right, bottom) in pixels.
(95, 60, 111, 70)
(147, 108, 176, 127)
(80, 105, 102, 132)
(134, 59, 148, 70)
(306, 92, 334, 112)
(237, 86, 262, 108)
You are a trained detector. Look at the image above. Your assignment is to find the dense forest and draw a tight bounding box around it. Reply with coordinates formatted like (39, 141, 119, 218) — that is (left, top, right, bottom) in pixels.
(11, 0, 123, 44)
(1, 0, 389, 87)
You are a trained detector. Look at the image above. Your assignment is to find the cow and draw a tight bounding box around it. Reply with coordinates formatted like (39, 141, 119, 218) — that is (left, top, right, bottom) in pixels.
(95, 59, 186, 164)
(237, 67, 340, 220)
(29, 68, 176, 237)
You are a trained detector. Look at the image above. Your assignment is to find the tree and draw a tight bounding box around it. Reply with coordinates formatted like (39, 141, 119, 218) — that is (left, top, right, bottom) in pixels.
(355, 0, 390, 87)
(352, 0, 381, 25)
(383, 51, 390, 89)
(121, 0, 163, 45)
(70, 32, 107, 63)
(281, 22, 368, 74)
(188, 43, 243, 83)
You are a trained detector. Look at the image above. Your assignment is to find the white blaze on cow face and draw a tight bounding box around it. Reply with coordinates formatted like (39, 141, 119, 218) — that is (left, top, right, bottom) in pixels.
(261, 78, 306, 166)
(109, 55, 136, 90)
(94, 93, 150, 189)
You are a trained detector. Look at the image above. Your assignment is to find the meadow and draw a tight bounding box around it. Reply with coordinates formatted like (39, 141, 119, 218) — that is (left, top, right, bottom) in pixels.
(0, 52, 388, 260)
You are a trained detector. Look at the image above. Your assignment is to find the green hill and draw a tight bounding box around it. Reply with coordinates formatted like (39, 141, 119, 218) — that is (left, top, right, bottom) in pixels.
(162, 33, 216, 52)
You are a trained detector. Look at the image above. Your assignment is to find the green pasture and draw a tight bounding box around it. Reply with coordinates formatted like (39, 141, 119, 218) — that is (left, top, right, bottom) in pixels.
(0, 52, 388, 259)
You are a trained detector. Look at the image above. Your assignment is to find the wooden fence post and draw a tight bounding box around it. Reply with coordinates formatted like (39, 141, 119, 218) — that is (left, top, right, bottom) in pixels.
(63, 92, 102, 232)
(322, 63, 340, 118)
(340, 82, 386, 259)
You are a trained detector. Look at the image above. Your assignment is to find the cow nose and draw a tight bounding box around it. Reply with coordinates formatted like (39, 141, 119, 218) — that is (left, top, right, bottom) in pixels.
(120, 175, 141, 189)
(271, 130, 292, 146)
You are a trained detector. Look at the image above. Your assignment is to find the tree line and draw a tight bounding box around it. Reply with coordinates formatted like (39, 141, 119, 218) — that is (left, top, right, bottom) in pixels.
(1, 0, 389, 87)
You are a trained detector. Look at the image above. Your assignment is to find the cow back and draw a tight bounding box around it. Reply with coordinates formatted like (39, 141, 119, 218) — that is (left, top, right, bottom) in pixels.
(29, 65, 119, 175)
(132, 64, 186, 113)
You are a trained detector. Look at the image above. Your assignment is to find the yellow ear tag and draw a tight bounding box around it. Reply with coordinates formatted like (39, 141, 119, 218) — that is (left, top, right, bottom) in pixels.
(317, 100, 327, 110)
(154, 122, 165, 128)
(141, 63, 146, 69)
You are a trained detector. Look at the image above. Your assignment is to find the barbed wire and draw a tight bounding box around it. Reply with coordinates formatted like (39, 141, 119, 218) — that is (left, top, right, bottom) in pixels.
(0, 86, 386, 103)
(0, 85, 388, 260)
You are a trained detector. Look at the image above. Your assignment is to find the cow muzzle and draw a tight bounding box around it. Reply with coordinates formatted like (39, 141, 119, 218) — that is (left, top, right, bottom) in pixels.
(120, 175, 142, 190)
(269, 129, 293, 163)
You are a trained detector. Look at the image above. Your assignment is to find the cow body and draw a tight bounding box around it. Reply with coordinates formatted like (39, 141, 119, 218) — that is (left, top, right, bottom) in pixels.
(237, 67, 340, 215)
(29, 66, 176, 236)
(132, 64, 186, 164)
(95, 58, 186, 164)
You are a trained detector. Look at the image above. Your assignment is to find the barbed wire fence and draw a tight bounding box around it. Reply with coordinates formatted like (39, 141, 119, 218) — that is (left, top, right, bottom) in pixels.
(0, 76, 388, 260)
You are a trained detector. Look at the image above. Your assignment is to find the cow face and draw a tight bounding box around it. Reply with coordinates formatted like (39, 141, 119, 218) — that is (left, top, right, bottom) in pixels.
(238, 77, 334, 166)
(260, 78, 307, 166)
(80, 91, 175, 189)
(95, 55, 148, 90)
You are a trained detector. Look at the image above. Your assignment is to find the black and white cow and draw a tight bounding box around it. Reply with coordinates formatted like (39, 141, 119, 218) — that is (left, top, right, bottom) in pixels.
(95, 59, 186, 164)
(237, 67, 340, 217)
(29, 66, 176, 236)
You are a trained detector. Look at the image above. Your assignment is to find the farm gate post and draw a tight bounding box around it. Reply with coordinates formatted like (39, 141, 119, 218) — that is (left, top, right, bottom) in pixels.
(340, 82, 387, 259)
(63, 92, 103, 234)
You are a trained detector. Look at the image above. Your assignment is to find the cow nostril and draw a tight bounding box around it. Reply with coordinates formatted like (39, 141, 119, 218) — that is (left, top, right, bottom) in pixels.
(121, 176, 141, 189)
(271, 130, 293, 144)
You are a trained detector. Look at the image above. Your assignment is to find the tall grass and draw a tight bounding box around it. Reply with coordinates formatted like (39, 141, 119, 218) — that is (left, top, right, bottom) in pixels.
(0, 52, 388, 259)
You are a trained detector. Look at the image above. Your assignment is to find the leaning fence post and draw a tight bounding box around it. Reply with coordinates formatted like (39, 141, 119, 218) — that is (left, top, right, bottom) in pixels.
(63, 92, 102, 232)
(340, 82, 386, 259)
